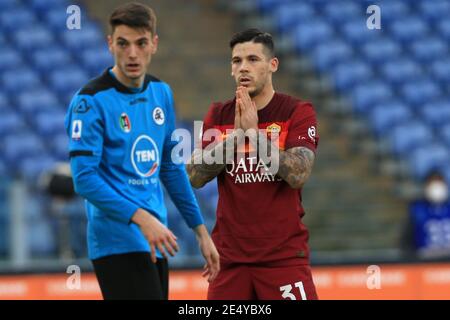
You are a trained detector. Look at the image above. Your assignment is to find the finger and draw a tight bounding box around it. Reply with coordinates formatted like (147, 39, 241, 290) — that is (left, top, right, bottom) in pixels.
(167, 235, 179, 252)
(150, 243, 157, 263)
(157, 242, 168, 260)
(163, 239, 175, 256)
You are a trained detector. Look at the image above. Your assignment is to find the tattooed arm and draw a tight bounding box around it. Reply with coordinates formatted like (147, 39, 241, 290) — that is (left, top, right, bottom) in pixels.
(256, 132, 316, 189)
(186, 132, 239, 189)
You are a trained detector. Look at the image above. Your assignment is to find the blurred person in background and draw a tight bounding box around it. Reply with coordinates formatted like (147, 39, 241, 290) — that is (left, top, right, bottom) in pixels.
(64, 2, 219, 300)
(187, 29, 319, 300)
(407, 171, 450, 259)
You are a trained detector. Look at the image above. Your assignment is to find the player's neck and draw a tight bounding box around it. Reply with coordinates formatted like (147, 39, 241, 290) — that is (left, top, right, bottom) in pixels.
(253, 84, 275, 111)
(111, 66, 145, 89)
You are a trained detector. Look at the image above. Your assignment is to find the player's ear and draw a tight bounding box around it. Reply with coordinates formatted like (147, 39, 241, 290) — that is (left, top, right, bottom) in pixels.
(107, 35, 113, 53)
(270, 57, 279, 73)
(151, 34, 159, 54)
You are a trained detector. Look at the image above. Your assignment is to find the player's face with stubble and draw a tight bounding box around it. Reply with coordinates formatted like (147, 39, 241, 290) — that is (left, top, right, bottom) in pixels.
(231, 42, 274, 98)
(108, 25, 158, 80)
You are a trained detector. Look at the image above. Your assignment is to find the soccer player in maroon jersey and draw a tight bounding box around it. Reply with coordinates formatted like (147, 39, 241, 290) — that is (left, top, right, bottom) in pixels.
(187, 29, 319, 300)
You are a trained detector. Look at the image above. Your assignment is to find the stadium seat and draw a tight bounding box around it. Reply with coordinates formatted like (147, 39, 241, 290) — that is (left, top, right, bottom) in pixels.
(12, 25, 55, 54)
(18, 155, 56, 181)
(50, 133, 70, 161)
(59, 22, 105, 52)
(0, 7, 37, 32)
(323, 1, 361, 24)
(292, 19, 334, 51)
(29, 0, 69, 15)
(44, 7, 70, 31)
(31, 46, 74, 74)
(390, 17, 429, 44)
(28, 217, 57, 257)
(351, 80, 393, 114)
(311, 40, 354, 72)
(420, 100, 450, 127)
(273, 2, 315, 34)
(17, 89, 60, 117)
(430, 58, 450, 84)
(361, 38, 402, 65)
(1, 68, 42, 95)
(370, 100, 414, 137)
(376, 0, 410, 23)
(401, 79, 442, 109)
(256, 0, 295, 13)
(440, 123, 450, 148)
(0, 111, 28, 137)
(409, 144, 450, 181)
(0, 47, 24, 73)
(32, 109, 66, 137)
(0, 91, 9, 111)
(48, 67, 89, 101)
(380, 59, 422, 88)
(419, 0, 450, 22)
(340, 18, 380, 46)
(437, 19, 450, 42)
(80, 46, 114, 77)
(0, 0, 19, 11)
(3, 133, 46, 168)
(409, 37, 448, 64)
(329, 60, 373, 93)
(390, 121, 433, 157)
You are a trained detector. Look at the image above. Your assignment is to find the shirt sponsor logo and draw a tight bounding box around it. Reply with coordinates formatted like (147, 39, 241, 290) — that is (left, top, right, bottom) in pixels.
(308, 126, 316, 141)
(73, 99, 91, 113)
(226, 156, 282, 184)
(153, 107, 165, 125)
(131, 135, 159, 178)
(71, 120, 82, 140)
(120, 113, 131, 133)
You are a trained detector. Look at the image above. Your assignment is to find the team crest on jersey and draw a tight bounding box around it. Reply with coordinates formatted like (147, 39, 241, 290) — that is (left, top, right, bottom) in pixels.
(120, 113, 131, 133)
(153, 107, 165, 125)
(71, 120, 82, 140)
(131, 135, 160, 177)
(266, 123, 281, 134)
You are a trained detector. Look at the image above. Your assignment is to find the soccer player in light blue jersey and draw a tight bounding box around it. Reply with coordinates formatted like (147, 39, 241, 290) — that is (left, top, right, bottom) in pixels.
(64, 2, 219, 300)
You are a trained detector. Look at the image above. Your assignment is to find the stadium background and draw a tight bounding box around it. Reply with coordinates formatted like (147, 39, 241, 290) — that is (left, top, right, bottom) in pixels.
(0, 0, 450, 299)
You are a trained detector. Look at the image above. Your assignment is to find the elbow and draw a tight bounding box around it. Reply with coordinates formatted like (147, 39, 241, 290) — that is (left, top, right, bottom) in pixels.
(189, 177, 206, 189)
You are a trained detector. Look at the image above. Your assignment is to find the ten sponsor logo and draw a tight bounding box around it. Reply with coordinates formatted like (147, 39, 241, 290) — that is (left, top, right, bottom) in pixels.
(131, 135, 159, 178)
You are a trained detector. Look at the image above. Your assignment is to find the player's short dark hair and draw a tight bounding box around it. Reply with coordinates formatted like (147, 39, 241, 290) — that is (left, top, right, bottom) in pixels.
(109, 2, 157, 35)
(229, 28, 275, 57)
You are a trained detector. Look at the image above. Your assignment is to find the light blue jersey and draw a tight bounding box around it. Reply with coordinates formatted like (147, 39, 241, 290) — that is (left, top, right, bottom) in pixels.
(64, 68, 203, 260)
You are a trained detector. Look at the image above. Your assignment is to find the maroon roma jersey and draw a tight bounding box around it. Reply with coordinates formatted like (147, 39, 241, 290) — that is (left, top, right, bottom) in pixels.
(201, 92, 319, 265)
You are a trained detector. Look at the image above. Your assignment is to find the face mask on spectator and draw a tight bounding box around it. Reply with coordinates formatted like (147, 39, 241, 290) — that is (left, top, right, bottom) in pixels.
(425, 181, 449, 204)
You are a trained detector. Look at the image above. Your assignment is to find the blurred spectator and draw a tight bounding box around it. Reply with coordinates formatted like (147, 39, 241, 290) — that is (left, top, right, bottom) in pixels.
(407, 171, 450, 259)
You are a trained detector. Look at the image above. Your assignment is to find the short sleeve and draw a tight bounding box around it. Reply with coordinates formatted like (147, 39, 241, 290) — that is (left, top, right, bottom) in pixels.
(284, 102, 319, 152)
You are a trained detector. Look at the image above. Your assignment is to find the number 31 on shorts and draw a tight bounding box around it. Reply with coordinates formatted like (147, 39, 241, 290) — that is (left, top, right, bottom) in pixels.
(279, 281, 307, 300)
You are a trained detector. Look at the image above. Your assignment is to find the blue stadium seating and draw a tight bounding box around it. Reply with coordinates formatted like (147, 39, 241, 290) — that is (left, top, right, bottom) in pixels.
(441, 123, 450, 148)
(390, 121, 433, 157)
(409, 37, 448, 64)
(419, 0, 450, 22)
(292, 19, 334, 51)
(351, 80, 393, 114)
(17, 88, 60, 117)
(420, 100, 450, 127)
(370, 100, 413, 137)
(0, 47, 24, 73)
(0, 7, 37, 32)
(430, 58, 450, 84)
(311, 40, 354, 72)
(390, 16, 430, 44)
(329, 60, 373, 93)
(1, 68, 42, 95)
(12, 25, 55, 55)
(400, 78, 442, 109)
(437, 19, 450, 42)
(380, 59, 422, 88)
(409, 144, 450, 181)
(80, 45, 114, 77)
(48, 67, 89, 101)
(361, 38, 402, 65)
(31, 46, 74, 74)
